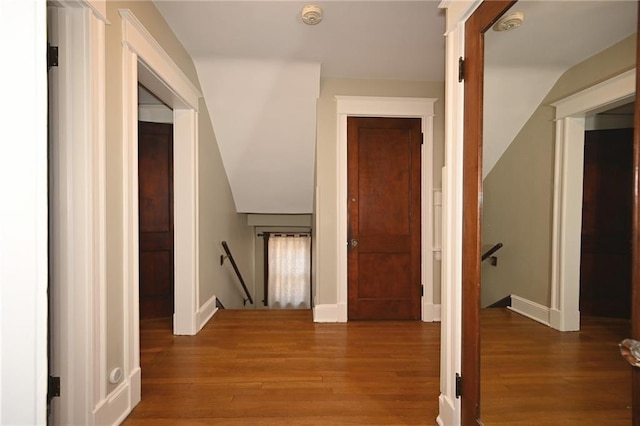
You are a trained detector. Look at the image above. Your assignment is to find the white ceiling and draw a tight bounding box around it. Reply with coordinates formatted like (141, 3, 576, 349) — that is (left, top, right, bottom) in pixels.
(154, 1, 446, 81)
(483, 1, 637, 177)
(151, 0, 637, 211)
(152, 1, 446, 213)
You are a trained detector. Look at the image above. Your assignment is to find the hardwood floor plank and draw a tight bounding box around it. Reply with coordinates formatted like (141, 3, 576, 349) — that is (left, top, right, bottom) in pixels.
(480, 308, 631, 425)
(125, 309, 440, 425)
(128, 308, 633, 425)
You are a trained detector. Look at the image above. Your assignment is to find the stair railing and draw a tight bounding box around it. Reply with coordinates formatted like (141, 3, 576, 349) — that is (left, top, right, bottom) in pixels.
(220, 241, 254, 306)
(481, 242, 503, 266)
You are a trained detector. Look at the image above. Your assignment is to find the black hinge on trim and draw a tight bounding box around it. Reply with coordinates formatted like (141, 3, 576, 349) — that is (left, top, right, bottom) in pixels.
(48, 43, 59, 70)
(421, 284, 424, 297)
(48, 376, 61, 400)
(421, 133, 424, 145)
(455, 373, 462, 398)
(458, 57, 465, 82)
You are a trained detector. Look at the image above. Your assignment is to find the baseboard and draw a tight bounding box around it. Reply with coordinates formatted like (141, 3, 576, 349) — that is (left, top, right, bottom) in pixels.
(337, 303, 347, 322)
(436, 393, 459, 426)
(93, 367, 141, 426)
(549, 308, 580, 332)
(314, 303, 438, 323)
(313, 304, 338, 322)
(196, 294, 219, 332)
(508, 294, 550, 326)
(422, 303, 442, 322)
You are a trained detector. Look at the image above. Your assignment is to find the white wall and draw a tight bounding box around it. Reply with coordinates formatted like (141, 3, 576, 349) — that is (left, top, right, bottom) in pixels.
(0, 0, 48, 423)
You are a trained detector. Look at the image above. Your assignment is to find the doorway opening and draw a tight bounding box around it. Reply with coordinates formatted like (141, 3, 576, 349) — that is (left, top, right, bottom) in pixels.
(137, 84, 176, 372)
(580, 102, 635, 320)
(138, 86, 175, 322)
(264, 232, 312, 309)
(333, 96, 438, 323)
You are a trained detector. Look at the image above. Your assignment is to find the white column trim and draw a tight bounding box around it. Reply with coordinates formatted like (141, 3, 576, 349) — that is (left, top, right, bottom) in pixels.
(47, 3, 108, 424)
(332, 96, 437, 324)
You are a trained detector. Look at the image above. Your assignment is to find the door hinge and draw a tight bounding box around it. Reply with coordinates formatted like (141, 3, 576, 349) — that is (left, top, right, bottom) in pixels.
(458, 57, 465, 82)
(421, 133, 424, 145)
(421, 284, 424, 296)
(48, 43, 59, 70)
(48, 376, 61, 400)
(455, 373, 462, 398)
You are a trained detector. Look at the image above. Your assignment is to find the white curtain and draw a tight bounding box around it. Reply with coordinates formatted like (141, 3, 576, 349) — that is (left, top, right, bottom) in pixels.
(268, 235, 311, 309)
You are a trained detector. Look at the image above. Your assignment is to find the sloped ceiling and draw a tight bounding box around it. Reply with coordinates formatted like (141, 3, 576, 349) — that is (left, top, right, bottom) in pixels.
(483, 1, 637, 178)
(153, 1, 445, 214)
(195, 58, 320, 213)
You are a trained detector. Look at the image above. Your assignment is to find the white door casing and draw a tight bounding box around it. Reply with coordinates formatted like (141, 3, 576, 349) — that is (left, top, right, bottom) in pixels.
(118, 7, 202, 416)
(334, 96, 438, 322)
(550, 69, 636, 332)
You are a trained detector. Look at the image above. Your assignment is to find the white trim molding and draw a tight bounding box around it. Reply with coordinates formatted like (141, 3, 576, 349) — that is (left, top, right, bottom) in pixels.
(196, 295, 219, 331)
(423, 304, 442, 322)
(47, 2, 109, 424)
(120, 11, 201, 110)
(550, 69, 635, 332)
(334, 96, 438, 323)
(118, 7, 202, 419)
(508, 295, 551, 326)
(313, 304, 341, 323)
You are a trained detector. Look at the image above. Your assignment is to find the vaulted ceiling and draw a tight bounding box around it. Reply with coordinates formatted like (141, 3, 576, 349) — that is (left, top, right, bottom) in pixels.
(484, 1, 637, 177)
(152, 1, 637, 212)
(153, 1, 446, 213)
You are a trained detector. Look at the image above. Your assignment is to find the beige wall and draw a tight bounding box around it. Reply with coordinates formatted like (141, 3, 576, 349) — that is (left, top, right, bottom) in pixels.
(314, 78, 445, 306)
(104, 0, 253, 394)
(481, 34, 636, 307)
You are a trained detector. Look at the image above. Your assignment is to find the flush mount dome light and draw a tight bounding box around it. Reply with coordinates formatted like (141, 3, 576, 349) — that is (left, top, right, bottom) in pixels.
(493, 11, 524, 32)
(302, 5, 323, 25)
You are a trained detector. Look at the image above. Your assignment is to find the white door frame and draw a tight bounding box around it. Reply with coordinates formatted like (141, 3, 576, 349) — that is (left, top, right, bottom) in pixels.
(118, 8, 202, 411)
(334, 96, 438, 322)
(549, 69, 636, 331)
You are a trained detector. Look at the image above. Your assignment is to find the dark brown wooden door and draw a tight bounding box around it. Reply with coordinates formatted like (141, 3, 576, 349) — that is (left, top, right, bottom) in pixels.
(138, 121, 174, 320)
(347, 117, 421, 320)
(580, 128, 633, 319)
(463, 1, 640, 425)
(462, 1, 518, 424)
(632, 10, 640, 423)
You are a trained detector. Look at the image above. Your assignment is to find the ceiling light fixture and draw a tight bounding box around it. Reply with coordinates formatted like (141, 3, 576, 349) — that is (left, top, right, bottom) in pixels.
(493, 12, 524, 32)
(301, 5, 323, 25)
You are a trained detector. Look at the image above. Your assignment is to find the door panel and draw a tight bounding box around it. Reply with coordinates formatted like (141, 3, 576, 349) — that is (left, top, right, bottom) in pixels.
(462, 1, 640, 425)
(347, 117, 421, 321)
(138, 121, 174, 320)
(632, 6, 640, 421)
(581, 128, 633, 319)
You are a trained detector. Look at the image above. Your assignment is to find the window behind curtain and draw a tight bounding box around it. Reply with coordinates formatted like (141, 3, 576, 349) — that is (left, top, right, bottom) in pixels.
(267, 235, 311, 309)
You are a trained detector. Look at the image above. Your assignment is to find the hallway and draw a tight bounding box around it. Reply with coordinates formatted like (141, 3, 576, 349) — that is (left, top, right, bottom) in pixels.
(124, 310, 441, 425)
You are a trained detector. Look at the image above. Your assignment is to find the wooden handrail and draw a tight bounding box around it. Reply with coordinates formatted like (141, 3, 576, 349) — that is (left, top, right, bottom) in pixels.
(220, 241, 254, 306)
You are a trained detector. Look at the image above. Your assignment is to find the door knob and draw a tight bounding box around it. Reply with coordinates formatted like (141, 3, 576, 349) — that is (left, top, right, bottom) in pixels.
(619, 338, 640, 367)
(350, 239, 358, 249)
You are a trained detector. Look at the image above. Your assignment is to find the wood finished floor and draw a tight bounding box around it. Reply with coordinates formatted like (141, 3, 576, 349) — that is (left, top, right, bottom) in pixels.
(124, 308, 632, 425)
(481, 308, 632, 425)
(124, 309, 441, 425)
